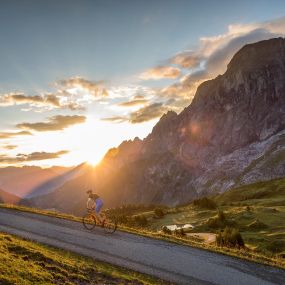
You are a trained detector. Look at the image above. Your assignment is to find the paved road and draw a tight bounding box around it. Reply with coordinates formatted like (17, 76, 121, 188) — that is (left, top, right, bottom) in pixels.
(0, 208, 284, 285)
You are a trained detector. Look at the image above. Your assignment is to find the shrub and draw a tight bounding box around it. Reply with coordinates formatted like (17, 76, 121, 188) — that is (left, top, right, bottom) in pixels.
(133, 215, 148, 227)
(265, 240, 285, 253)
(216, 227, 244, 248)
(247, 219, 267, 230)
(193, 197, 217, 209)
(162, 226, 172, 235)
(154, 208, 165, 218)
(217, 210, 225, 221)
(207, 210, 226, 228)
(174, 228, 186, 237)
(115, 215, 128, 225)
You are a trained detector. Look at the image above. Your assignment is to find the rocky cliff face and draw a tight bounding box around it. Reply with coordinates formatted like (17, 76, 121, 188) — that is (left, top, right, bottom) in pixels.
(99, 38, 285, 207)
(28, 38, 285, 212)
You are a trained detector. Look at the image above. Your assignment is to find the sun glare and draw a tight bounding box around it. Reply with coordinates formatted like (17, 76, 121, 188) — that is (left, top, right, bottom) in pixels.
(11, 115, 157, 168)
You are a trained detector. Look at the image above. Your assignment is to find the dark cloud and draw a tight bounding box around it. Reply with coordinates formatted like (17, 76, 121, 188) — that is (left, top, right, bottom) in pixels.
(0, 150, 69, 164)
(0, 131, 32, 139)
(17, 115, 86, 132)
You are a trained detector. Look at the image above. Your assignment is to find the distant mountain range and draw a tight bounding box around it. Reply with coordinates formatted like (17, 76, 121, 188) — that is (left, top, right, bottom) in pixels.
(0, 188, 19, 204)
(0, 164, 87, 198)
(2, 38, 285, 215)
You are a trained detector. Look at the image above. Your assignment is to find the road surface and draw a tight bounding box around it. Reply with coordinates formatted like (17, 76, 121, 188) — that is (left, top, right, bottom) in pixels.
(0, 208, 284, 285)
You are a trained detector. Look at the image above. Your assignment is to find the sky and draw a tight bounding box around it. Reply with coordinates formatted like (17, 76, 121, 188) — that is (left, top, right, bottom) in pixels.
(1, 0, 285, 167)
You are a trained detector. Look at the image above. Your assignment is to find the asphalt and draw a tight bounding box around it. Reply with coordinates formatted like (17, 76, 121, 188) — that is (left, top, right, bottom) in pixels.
(0, 208, 284, 285)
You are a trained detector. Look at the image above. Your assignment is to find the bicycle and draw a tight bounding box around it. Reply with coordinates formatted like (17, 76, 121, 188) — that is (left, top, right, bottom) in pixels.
(82, 209, 117, 234)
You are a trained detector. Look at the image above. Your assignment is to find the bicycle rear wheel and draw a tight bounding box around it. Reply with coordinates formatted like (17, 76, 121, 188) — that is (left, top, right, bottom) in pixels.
(83, 214, 96, 230)
(103, 219, 117, 234)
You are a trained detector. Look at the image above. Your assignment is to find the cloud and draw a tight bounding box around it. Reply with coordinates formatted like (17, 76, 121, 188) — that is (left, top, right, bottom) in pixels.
(108, 85, 156, 99)
(129, 103, 168, 123)
(101, 116, 128, 123)
(0, 131, 32, 139)
(58, 77, 109, 97)
(133, 94, 145, 99)
(0, 92, 85, 111)
(17, 115, 86, 132)
(2, 145, 17, 150)
(0, 150, 69, 164)
(130, 103, 167, 123)
(102, 102, 169, 124)
(118, 99, 148, 107)
(140, 66, 181, 80)
(170, 51, 202, 68)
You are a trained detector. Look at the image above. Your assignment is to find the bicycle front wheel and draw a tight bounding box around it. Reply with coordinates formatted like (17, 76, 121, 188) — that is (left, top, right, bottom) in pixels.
(103, 219, 117, 234)
(83, 214, 96, 230)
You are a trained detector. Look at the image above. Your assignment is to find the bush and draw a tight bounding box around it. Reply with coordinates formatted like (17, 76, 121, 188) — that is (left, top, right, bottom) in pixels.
(174, 228, 186, 237)
(162, 226, 172, 235)
(265, 240, 285, 253)
(217, 210, 225, 221)
(216, 227, 244, 248)
(247, 219, 267, 230)
(115, 215, 128, 224)
(207, 210, 226, 228)
(154, 208, 165, 218)
(193, 197, 217, 209)
(133, 215, 148, 227)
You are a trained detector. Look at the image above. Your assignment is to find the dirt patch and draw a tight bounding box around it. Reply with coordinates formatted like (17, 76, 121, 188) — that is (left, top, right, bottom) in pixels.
(187, 233, 216, 244)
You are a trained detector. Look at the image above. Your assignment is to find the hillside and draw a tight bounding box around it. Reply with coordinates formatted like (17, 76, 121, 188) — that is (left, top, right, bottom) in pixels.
(105, 177, 285, 257)
(0, 164, 87, 198)
(0, 189, 20, 204)
(28, 38, 285, 211)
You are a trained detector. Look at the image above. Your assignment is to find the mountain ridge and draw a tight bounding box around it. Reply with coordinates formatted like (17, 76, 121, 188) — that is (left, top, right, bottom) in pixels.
(24, 38, 285, 213)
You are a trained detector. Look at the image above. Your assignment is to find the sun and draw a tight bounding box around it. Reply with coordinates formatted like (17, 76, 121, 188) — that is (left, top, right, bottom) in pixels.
(86, 155, 103, 167)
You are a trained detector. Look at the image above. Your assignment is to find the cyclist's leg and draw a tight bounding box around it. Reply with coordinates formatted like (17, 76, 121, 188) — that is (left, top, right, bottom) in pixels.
(95, 199, 104, 220)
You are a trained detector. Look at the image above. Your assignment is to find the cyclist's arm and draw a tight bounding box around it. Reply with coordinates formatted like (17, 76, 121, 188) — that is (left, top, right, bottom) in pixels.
(87, 198, 95, 209)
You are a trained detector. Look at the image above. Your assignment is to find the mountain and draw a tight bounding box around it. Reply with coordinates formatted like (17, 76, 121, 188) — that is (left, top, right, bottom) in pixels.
(23, 163, 88, 198)
(28, 38, 285, 213)
(0, 188, 20, 204)
(0, 164, 86, 198)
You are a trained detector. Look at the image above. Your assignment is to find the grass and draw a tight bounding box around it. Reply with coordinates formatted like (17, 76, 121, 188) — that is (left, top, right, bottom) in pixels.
(0, 203, 82, 223)
(1, 178, 285, 270)
(102, 178, 285, 269)
(1, 203, 285, 270)
(0, 232, 168, 285)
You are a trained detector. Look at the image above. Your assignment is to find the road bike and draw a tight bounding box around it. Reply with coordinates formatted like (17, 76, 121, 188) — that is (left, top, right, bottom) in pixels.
(82, 209, 117, 234)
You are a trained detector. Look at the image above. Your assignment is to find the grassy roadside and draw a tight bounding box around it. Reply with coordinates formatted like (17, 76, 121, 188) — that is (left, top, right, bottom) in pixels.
(0, 231, 169, 285)
(1, 202, 285, 270)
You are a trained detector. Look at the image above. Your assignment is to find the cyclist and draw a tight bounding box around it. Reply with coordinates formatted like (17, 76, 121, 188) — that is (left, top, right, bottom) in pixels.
(86, 189, 105, 222)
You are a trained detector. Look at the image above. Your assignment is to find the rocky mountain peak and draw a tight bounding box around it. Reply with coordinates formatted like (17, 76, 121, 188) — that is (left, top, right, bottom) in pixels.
(227, 37, 285, 73)
(178, 37, 285, 153)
